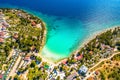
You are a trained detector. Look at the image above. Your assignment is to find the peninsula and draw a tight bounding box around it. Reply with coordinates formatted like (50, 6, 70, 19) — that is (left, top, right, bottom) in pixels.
(0, 8, 46, 80)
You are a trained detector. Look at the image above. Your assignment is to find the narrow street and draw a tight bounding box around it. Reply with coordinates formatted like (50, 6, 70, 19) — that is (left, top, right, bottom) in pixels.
(4, 49, 20, 80)
(7, 56, 22, 80)
(89, 52, 120, 71)
(84, 52, 120, 80)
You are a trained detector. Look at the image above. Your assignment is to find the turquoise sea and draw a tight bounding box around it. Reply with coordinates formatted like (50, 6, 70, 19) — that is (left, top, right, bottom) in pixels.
(1, 0, 120, 61)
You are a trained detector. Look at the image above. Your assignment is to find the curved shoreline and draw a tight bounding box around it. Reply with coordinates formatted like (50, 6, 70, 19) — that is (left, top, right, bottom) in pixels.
(20, 8, 120, 65)
(54, 26, 119, 64)
(19, 9, 56, 65)
(37, 25, 119, 65)
(19, 8, 48, 54)
(2, 8, 119, 65)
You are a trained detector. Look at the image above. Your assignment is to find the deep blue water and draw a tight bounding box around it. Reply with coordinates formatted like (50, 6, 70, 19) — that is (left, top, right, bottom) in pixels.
(1, 0, 120, 21)
(1, 0, 120, 61)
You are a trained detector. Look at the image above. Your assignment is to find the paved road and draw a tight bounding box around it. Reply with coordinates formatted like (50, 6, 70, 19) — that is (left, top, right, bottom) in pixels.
(7, 56, 22, 80)
(5, 49, 20, 80)
(89, 52, 120, 71)
(84, 52, 120, 80)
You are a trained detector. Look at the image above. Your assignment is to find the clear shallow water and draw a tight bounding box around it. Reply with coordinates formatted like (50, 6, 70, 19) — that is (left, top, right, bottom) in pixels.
(1, 0, 120, 61)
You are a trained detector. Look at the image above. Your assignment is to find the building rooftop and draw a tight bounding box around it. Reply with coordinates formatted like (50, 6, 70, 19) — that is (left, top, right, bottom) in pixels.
(76, 54, 83, 60)
(0, 32, 5, 36)
(24, 55, 30, 61)
(66, 72, 77, 80)
(78, 65, 88, 75)
(0, 74, 3, 79)
(62, 59, 67, 65)
(0, 38, 4, 43)
(31, 21, 36, 26)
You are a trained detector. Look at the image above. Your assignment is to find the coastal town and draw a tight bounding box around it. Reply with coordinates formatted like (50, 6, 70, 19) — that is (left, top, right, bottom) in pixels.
(0, 8, 120, 80)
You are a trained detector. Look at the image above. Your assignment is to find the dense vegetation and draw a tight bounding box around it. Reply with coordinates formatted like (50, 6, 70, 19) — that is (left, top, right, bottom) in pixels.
(0, 9, 45, 70)
(27, 57, 48, 80)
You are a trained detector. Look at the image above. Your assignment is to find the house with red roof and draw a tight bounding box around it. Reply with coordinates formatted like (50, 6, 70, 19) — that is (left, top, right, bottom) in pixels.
(24, 55, 30, 61)
(76, 54, 83, 60)
(62, 59, 67, 65)
(0, 74, 3, 79)
(31, 21, 36, 26)
(95, 70, 99, 75)
(0, 32, 4, 37)
(0, 38, 4, 43)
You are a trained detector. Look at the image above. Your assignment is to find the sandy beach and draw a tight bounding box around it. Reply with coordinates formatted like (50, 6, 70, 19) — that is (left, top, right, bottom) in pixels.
(40, 26, 119, 65)
(20, 8, 120, 65)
